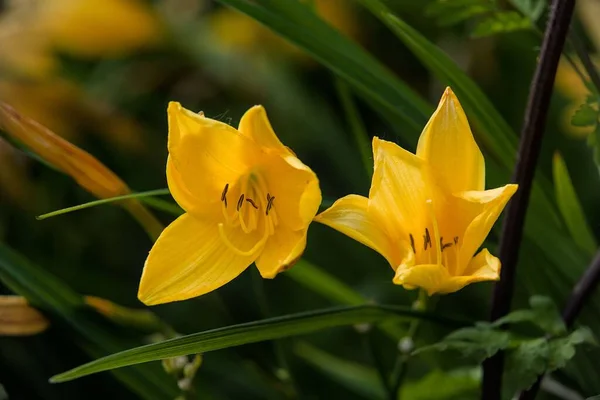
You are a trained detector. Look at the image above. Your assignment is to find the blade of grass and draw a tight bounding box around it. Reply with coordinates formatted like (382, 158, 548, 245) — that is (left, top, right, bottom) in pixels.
(36, 189, 172, 220)
(216, 0, 432, 134)
(552, 153, 597, 256)
(50, 304, 469, 383)
(334, 78, 373, 176)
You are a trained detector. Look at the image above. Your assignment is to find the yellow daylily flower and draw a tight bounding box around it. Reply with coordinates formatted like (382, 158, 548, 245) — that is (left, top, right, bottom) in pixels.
(138, 103, 321, 305)
(315, 88, 518, 295)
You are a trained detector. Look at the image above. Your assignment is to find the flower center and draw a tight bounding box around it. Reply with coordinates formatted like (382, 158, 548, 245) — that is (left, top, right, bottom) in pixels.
(217, 171, 278, 256)
(408, 199, 461, 273)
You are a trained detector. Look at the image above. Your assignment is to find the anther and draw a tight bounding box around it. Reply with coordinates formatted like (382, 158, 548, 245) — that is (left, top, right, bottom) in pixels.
(453, 236, 459, 245)
(246, 198, 259, 209)
(409, 234, 416, 254)
(237, 194, 245, 211)
(440, 237, 452, 251)
(266, 194, 275, 216)
(423, 228, 432, 250)
(221, 183, 229, 208)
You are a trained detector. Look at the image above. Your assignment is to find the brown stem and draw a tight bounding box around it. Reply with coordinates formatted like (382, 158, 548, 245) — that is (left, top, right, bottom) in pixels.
(481, 0, 577, 399)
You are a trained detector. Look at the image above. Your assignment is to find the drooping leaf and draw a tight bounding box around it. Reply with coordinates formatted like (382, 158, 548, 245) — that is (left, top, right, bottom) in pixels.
(470, 11, 532, 37)
(553, 153, 597, 256)
(492, 296, 566, 335)
(216, 0, 431, 134)
(51, 304, 464, 383)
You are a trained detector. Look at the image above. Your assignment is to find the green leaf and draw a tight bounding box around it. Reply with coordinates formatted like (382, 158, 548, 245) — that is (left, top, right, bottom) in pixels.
(505, 327, 597, 394)
(510, 0, 546, 22)
(426, 0, 494, 27)
(294, 341, 385, 399)
(553, 153, 597, 256)
(216, 0, 431, 134)
(354, 0, 518, 170)
(490, 296, 565, 335)
(36, 189, 174, 220)
(571, 103, 599, 127)
(470, 11, 532, 37)
(414, 325, 511, 362)
(0, 243, 178, 400)
(51, 304, 466, 383)
(285, 260, 407, 339)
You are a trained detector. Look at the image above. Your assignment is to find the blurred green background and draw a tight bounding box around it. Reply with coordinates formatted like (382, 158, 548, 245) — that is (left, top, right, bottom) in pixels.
(1, 0, 599, 399)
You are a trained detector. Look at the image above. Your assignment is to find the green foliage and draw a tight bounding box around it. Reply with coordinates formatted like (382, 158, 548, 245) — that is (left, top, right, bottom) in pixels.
(571, 103, 599, 127)
(510, 0, 546, 22)
(295, 341, 480, 400)
(426, 0, 542, 37)
(471, 11, 532, 38)
(553, 153, 597, 256)
(51, 304, 458, 383)
(505, 328, 596, 394)
(0, 244, 178, 400)
(415, 297, 596, 394)
(492, 295, 566, 336)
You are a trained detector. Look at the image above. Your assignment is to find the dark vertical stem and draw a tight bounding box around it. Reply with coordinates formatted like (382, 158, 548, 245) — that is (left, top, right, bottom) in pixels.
(518, 250, 600, 400)
(481, 0, 576, 399)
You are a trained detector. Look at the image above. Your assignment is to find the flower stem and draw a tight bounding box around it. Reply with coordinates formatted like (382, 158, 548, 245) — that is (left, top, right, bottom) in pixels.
(251, 269, 300, 398)
(482, 0, 577, 398)
(389, 289, 429, 399)
(360, 327, 392, 396)
(518, 250, 600, 400)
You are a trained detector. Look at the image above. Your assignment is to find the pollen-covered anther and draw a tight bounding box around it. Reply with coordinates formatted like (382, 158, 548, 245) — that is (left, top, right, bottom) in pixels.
(221, 183, 229, 208)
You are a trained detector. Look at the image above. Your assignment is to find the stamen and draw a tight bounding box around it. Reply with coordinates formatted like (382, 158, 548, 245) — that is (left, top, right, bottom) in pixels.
(440, 237, 452, 251)
(237, 194, 245, 211)
(218, 223, 268, 256)
(409, 233, 416, 254)
(423, 228, 432, 250)
(246, 198, 259, 209)
(453, 236, 459, 245)
(221, 183, 229, 208)
(425, 199, 442, 266)
(266, 195, 275, 216)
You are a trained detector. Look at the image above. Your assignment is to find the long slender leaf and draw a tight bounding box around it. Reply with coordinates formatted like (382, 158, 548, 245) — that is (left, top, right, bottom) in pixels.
(216, 0, 432, 134)
(553, 152, 597, 256)
(51, 304, 468, 383)
(0, 244, 178, 399)
(355, 0, 517, 167)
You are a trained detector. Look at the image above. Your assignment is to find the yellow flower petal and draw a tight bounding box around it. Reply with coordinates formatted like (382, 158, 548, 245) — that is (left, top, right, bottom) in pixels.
(455, 184, 517, 274)
(256, 226, 306, 278)
(167, 102, 259, 215)
(138, 213, 257, 305)
(315, 194, 400, 266)
(262, 153, 321, 231)
(393, 263, 452, 295)
(370, 137, 438, 242)
(462, 248, 501, 281)
(416, 87, 485, 193)
(393, 250, 499, 295)
(238, 105, 287, 151)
